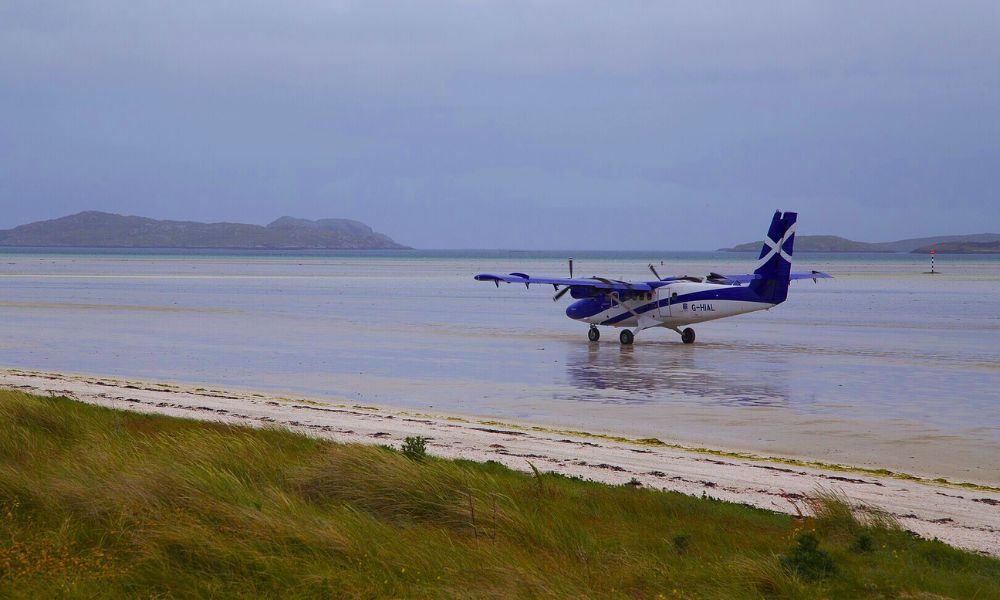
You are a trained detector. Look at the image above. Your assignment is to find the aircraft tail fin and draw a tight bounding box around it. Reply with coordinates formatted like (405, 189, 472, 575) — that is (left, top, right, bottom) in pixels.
(749, 210, 797, 304)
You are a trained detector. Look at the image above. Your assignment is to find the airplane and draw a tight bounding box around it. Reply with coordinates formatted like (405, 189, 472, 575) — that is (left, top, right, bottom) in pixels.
(474, 210, 831, 345)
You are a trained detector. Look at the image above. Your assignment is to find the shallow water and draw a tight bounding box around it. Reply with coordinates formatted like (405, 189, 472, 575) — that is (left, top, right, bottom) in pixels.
(2, 249, 999, 481)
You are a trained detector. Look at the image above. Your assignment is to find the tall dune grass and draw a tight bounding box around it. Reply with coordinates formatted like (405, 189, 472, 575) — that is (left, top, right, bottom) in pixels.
(0, 390, 997, 598)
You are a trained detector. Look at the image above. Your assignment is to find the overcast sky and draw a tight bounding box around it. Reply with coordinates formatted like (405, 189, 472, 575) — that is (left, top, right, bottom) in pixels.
(2, 1, 998, 249)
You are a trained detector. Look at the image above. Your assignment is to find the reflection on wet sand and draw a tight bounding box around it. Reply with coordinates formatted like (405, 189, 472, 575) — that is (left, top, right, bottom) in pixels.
(0, 301, 239, 314)
(2, 252, 1000, 481)
(561, 342, 789, 408)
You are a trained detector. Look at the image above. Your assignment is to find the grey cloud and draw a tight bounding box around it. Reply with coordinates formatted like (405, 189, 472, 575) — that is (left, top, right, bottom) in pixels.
(1, 1, 997, 248)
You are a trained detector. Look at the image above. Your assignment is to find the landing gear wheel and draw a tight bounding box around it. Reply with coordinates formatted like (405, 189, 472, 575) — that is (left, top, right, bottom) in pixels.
(588, 326, 600, 342)
(619, 329, 634, 345)
(681, 328, 696, 344)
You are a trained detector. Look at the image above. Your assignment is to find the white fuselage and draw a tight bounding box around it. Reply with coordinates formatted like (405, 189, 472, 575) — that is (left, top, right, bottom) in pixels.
(571, 281, 774, 329)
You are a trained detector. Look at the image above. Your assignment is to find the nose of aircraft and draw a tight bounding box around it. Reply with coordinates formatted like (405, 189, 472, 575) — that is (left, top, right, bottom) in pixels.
(565, 300, 584, 320)
(566, 298, 602, 320)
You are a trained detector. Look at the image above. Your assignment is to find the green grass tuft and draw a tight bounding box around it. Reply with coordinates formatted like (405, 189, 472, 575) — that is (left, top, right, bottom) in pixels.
(0, 389, 997, 598)
(400, 435, 428, 461)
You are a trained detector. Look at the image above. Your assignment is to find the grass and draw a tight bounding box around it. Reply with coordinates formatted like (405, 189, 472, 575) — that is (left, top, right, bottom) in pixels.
(0, 390, 997, 598)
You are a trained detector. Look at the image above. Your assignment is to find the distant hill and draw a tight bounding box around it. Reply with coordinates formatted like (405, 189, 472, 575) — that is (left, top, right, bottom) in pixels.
(0, 212, 408, 249)
(720, 233, 1000, 253)
(869, 233, 1000, 253)
(912, 241, 1000, 254)
(721, 235, 885, 253)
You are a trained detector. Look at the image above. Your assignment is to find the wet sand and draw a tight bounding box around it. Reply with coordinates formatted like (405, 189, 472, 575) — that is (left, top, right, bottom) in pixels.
(3, 368, 998, 557)
(2, 252, 998, 484)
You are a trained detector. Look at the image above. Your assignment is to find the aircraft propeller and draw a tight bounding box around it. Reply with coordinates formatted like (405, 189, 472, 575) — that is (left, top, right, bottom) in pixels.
(648, 264, 664, 280)
(552, 257, 575, 301)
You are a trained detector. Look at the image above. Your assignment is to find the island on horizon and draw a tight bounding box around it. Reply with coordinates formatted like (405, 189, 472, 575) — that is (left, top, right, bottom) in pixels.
(0, 211, 409, 250)
(720, 233, 1000, 254)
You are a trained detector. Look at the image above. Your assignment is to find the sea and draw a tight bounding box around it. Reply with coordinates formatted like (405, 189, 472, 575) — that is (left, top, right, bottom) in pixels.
(2, 248, 999, 482)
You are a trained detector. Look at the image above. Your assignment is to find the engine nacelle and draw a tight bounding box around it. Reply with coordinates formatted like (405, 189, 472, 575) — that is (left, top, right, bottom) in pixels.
(569, 286, 600, 299)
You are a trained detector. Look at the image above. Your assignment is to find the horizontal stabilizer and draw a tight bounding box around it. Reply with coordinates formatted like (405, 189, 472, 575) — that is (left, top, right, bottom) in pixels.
(707, 271, 832, 285)
(790, 270, 833, 283)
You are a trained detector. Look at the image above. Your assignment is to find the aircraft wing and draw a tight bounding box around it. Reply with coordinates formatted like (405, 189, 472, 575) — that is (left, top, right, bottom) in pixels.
(474, 273, 654, 292)
(789, 271, 833, 282)
(706, 271, 832, 285)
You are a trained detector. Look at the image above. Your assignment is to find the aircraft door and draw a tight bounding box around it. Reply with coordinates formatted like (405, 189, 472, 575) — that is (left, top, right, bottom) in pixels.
(657, 288, 671, 318)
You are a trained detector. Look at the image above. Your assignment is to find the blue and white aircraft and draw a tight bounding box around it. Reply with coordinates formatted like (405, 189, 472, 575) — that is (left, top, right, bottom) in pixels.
(475, 210, 831, 345)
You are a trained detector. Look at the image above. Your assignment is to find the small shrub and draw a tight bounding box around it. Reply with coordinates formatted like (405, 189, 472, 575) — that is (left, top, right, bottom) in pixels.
(672, 533, 690, 554)
(850, 533, 874, 554)
(401, 436, 428, 460)
(780, 532, 836, 580)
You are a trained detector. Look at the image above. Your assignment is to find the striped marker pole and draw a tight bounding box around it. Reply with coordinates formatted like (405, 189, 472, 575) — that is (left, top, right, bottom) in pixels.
(930, 249, 936, 274)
